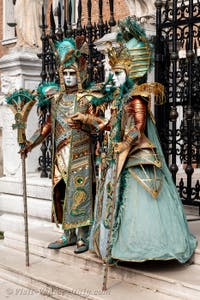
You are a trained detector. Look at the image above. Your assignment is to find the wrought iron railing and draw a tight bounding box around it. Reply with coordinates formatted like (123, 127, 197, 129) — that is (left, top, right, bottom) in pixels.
(155, 0, 200, 206)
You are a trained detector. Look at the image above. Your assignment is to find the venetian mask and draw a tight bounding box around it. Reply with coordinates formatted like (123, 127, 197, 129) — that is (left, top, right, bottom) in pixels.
(63, 68, 77, 87)
(112, 69, 127, 87)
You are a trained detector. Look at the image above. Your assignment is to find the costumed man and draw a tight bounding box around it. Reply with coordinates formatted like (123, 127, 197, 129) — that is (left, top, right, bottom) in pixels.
(23, 37, 106, 253)
(89, 17, 197, 263)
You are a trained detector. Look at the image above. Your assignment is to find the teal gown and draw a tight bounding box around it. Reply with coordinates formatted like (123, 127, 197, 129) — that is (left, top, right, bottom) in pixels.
(89, 89, 197, 263)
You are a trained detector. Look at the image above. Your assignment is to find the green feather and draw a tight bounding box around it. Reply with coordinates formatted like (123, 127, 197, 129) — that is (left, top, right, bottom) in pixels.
(118, 16, 147, 43)
(6, 89, 35, 106)
(91, 76, 134, 107)
(37, 82, 60, 109)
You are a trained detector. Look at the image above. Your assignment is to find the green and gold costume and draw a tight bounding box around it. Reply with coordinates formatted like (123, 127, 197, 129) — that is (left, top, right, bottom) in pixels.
(27, 37, 105, 251)
(89, 17, 197, 263)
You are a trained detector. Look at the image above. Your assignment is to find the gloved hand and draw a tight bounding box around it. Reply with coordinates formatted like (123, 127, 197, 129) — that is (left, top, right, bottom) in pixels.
(70, 112, 87, 123)
(18, 141, 32, 158)
(114, 142, 129, 154)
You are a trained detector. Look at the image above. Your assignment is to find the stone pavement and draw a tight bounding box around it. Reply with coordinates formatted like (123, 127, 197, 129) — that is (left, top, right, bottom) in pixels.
(0, 242, 178, 300)
(0, 206, 199, 300)
(0, 277, 52, 300)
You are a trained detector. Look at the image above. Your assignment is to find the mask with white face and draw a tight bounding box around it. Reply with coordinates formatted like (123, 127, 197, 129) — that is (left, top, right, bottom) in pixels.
(63, 68, 77, 87)
(112, 69, 127, 87)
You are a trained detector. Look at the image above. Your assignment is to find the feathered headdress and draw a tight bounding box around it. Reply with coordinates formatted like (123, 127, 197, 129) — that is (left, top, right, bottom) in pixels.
(107, 17, 165, 106)
(50, 36, 87, 92)
(36, 82, 60, 109)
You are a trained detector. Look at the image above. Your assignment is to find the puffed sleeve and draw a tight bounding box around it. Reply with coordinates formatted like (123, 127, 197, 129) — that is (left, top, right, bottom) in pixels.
(123, 96, 147, 146)
(40, 114, 52, 136)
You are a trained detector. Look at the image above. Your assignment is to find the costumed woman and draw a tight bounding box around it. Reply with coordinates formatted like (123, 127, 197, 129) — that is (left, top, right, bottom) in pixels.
(23, 37, 105, 253)
(89, 17, 197, 263)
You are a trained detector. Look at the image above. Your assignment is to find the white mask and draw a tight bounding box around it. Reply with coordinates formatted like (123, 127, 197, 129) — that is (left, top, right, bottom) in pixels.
(63, 68, 77, 87)
(112, 69, 127, 87)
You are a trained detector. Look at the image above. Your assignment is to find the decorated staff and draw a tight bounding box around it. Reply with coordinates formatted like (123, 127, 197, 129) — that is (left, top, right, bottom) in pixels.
(6, 90, 36, 267)
(102, 151, 119, 291)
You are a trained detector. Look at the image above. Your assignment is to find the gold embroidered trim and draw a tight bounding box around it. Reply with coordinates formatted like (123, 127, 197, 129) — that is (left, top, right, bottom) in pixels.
(129, 167, 162, 199)
(128, 153, 162, 168)
(63, 219, 91, 229)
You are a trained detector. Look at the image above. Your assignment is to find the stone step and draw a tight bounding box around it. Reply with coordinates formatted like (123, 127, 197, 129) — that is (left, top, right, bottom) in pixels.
(0, 194, 51, 220)
(4, 221, 200, 265)
(0, 277, 52, 300)
(187, 220, 200, 265)
(0, 243, 177, 300)
(184, 205, 200, 217)
(0, 214, 54, 233)
(2, 228, 200, 300)
(0, 174, 51, 200)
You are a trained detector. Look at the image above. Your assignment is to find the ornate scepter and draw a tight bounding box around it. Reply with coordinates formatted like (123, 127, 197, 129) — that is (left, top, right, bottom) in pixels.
(6, 89, 36, 267)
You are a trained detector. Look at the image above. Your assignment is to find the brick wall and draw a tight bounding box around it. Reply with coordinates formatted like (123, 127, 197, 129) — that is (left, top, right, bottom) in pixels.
(80, 0, 130, 24)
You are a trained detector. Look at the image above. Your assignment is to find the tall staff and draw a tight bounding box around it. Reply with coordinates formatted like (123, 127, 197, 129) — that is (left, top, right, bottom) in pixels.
(6, 90, 36, 267)
(102, 152, 119, 291)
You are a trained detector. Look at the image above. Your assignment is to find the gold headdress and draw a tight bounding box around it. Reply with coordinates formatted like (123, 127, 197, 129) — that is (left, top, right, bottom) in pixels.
(107, 17, 165, 107)
(107, 17, 152, 81)
(106, 41, 132, 74)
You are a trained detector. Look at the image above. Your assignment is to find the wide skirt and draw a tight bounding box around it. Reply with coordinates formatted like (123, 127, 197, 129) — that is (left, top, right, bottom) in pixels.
(90, 165, 197, 263)
(111, 167, 197, 263)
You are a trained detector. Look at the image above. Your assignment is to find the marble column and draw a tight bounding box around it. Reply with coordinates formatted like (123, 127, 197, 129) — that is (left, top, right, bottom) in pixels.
(0, 47, 42, 176)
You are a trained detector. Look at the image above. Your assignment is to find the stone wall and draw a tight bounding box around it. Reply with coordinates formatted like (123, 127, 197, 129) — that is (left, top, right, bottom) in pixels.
(0, 47, 42, 176)
(0, 127, 3, 176)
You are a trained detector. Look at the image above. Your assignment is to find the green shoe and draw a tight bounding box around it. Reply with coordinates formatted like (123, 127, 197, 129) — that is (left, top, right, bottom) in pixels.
(48, 234, 76, 249)
(74, 239, 89, 254)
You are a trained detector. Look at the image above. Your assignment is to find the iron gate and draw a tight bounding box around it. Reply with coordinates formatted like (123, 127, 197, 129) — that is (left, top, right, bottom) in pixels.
(155, 0, 200, 207)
